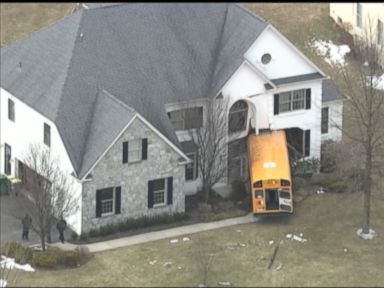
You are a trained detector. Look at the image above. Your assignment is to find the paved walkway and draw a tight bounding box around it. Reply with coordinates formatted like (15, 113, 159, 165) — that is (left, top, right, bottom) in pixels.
(51, 213, 257, 253)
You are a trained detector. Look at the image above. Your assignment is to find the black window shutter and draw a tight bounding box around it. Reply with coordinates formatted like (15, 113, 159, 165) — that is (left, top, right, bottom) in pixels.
(167, 177, 173, 205)
(305, 89, 311, 109)
(305, 130, 311, 157)
(195, 153, 198, 179)
(96, 190, 102, 218)
(274, 94, 279, 115)
(123, 141, 128, 163)
(115, 187, 121, 214)
(148, 181, 154, 208)
(142, 138, 148, 160)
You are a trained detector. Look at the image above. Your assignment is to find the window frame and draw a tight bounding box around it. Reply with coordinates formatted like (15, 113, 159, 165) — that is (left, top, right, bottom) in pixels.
(228, 100, 248, 134)
(278, 89, 306, 114)
(43, 123, 51, 147)
(8, 99, 15, 122)
(128, 139, 142, 163)
(152, 178, 167, 207)
(100, 188, 115, 217)
(185, 152, 197, 181)
(321, 107, 329, 134)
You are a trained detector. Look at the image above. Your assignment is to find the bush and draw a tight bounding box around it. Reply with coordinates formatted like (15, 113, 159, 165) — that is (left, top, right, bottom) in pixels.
(0, 240, 33, 264)
(31, 251, 59, 268)
(58, 251, 81, 267)
(230, 180, 248, 202)
(1, 240, 20, 257)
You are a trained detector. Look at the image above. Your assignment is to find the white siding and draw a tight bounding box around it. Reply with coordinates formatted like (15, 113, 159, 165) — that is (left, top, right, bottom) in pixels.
(0, 88, 82, 234)
(244, 27, 317, 79)
(321, 101, 343, 143)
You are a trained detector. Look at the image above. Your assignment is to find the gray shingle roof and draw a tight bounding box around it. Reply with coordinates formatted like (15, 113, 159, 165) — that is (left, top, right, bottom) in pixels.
(322, 79, 347, 103)
(1, 3, 267, 178)
(271, 72, 325, 86)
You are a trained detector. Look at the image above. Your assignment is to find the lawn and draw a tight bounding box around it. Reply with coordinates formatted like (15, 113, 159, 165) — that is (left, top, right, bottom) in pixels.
(14, 191, 384, 287)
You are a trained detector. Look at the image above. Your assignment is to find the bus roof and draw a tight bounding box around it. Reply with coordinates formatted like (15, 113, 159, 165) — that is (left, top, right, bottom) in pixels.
(247, 130, 291, 183)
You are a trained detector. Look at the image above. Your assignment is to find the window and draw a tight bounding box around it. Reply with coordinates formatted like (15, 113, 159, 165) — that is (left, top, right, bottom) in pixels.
(185, 153, 197, 181)
(378, 20, 383, 44)
(4, 143, 11, 175)
(96, 187, 121, 217)
(228, 100, 248, 133)
(167, 107, 203, 130)
(285, 128, 311, 159)
(44, 123, 51, 147)
(274, 89, 311, 115)
(148, 177, 173, 208)
(356, 3, 362, 27)
(122, 138, 147, 164)
(321, 107, 329, 134)
(8, 99, 15, 122)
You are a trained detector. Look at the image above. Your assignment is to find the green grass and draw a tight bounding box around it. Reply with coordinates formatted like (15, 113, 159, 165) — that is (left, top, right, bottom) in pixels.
(14, 191, 384, 287)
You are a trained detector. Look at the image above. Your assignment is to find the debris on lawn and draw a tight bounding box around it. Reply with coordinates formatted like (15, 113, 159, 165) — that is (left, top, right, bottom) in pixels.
(299, 233, 303, 238)
(292, 235, 307, 243)
(217, 281, 233, 287)
(170, 239, 179, 244)
(239, 243, 246, 247)
(226, 242, 246, 250)
(182, 237, 190, 242)
(0, 255, 35, 272)
(267, 245, 279, 269)
(178, 266, 183, 270)
(286, 233, 293, 239)
(149, 260, 157, 265)
(236, 229, 242, 233)
(309, 39, 351, 66)
(163, 261, 172, 268)
(269, 240, 274, 245)
(343, 248, 348, 253)
(198, 284, 206, 287)
(275, 263, 283, 271)
(316, 187, 325, 194)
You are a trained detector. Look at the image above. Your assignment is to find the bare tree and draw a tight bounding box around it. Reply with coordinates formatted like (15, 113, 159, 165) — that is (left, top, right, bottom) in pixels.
(334, 19, 384, 236)
(18, 143, 79, 250)
(190, 98, 229, 204)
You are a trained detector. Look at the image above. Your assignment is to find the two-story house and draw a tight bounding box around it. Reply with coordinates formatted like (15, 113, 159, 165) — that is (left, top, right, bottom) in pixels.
(0, 3, 345, 235)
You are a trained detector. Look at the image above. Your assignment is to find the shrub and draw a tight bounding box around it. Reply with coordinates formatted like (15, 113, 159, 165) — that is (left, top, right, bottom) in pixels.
(1, 240, 20, 257)
(230, 180, 248, 202)
(0, 241, 33, 264)
(58, 251, 81, 267)
(71, 231, 79, 241)
(31, 251, 59, 268)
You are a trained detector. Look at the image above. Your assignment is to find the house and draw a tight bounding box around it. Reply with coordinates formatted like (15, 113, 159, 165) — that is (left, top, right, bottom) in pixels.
(0, 3, 345, 235)
(329, 3, 384, 66)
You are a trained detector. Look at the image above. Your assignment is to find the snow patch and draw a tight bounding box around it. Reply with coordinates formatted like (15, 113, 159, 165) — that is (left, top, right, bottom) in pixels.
(372, 74, 384, 90)
(0, 255, 35, 272)
(310, 39, 350, 66)
(169, 239, 178, 244)
(0, 279, 7, 288)
(357, 228, 377, 240)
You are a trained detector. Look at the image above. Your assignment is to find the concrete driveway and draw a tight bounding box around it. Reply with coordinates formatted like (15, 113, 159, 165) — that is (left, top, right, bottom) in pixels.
(0, 192, 72, 248)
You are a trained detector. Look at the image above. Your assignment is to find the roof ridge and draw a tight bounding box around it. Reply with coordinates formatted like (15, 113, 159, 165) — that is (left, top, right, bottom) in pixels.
(0, 6, 78, 49)
(100, 88, 136, 113)
(233, 3, 268, 25)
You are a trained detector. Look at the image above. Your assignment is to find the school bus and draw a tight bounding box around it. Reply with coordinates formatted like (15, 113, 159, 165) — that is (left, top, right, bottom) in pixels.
(247, 130, 293, 215)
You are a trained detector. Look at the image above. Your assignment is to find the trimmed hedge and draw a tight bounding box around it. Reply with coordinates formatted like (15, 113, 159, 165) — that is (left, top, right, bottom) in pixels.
(78, 212, 189, 241)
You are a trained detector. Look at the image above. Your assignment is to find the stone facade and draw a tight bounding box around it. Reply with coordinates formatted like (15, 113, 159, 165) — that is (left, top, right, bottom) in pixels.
(81, 117, 185, 233)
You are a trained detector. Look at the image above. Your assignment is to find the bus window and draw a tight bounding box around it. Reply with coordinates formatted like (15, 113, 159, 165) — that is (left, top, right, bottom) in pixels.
(255, 190, 263, 198)
(279, 189, 291, 199)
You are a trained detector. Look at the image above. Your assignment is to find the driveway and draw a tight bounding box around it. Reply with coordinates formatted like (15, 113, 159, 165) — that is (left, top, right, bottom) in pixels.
(0, 192, 72, 248)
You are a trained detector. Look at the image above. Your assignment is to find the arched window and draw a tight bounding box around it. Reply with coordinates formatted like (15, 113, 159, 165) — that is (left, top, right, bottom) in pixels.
(228, 100, 248, 133)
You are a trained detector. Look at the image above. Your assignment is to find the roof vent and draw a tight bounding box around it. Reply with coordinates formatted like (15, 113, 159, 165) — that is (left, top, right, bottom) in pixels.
(261, 53, 272, 65)
(80, 32, 84, 39)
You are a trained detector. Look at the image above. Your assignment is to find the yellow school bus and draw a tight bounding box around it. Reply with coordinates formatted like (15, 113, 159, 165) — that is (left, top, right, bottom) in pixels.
(247, 130, 293, 215)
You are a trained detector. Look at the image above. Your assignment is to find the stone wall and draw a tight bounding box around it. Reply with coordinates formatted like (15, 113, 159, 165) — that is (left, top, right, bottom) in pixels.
(81, 117, 185, 233)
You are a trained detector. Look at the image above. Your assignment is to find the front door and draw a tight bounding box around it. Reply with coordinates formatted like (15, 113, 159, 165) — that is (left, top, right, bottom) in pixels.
(4, 143, 11, 175)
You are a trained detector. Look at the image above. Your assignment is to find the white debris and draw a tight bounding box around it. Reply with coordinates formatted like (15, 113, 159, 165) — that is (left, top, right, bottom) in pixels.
(286, 233, 293, 239)
(363, 61, 369, 66)
(299, 233, 304, 238)
(239, 243, 246, 247)
(372, 74, 384, 90)
(275, 263, 283, 271)
(0, 279, 7, 288)
(0, 256, 35, 272)
(292, 235, 307, 243)
(163, 261, 172, 267)
(357, 228, 377, 240)
(310, 39, 350, 66)
(236, 230, 242, 233)
(170, 239, 179, 244)
(317, 187, 325, 194)
(182, 237, 190, 242)
(178, 266, 183, 270)
(149, 260, 157, 265)
(268, 240, 274, 245)
(343, 248, 348, 253)
(217, 281, 232, 287)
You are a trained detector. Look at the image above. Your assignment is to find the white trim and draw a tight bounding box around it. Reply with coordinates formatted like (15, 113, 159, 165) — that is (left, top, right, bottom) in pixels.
(267, 25, 328, 77)
(80, 113, 190, 181)
(243, 60, 277, 90)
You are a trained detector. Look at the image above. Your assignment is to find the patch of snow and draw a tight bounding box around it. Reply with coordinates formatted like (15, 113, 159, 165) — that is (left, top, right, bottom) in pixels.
(268, 240, 274, 245)
(178, 266, 183, 270)
(0, 279, 7, 288)
(275, 263, 283, 271)
(169, 239, 179, 244)
(317, 187, 325, 194)
(292, 235, 307, 243)
(182, 237, 190, 242)
(299, 233, 304, 238)
(310, 39, 350, 66)
(372, 74, 384, 90)
(0, 256, 35, 272)
(217, 281, 232, 287)
(357, 228, 377, 240)
(149, 260, 157, 265)
(285, 233, 293, 239)
(239, 243, 246, 247)
(236, 230, 242, 233)
(363, 61, 369, 66)
(163, 261, 172, 268)
(343, 248, 348, 253)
